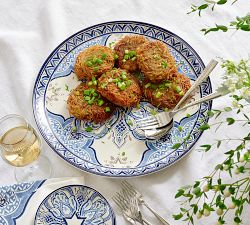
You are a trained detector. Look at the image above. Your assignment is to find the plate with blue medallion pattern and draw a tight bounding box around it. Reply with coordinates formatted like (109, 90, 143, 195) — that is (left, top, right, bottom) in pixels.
(33, 21, 212, 177)
(34, 185, 116, 225)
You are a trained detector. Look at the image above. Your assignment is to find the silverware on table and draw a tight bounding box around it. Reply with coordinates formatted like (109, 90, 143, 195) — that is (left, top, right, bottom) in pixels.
(121, 181, 170, 225)
(113, 190, 153, 225)
(137, 59, 218, 131)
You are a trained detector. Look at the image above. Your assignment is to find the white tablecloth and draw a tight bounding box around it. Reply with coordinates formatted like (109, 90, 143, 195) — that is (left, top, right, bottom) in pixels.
(0, 0, 249, 224)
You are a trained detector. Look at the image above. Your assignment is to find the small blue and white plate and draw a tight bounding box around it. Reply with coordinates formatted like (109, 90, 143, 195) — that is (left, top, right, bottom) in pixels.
(34, 185, 116, 225)
(33, 21, 212, 177)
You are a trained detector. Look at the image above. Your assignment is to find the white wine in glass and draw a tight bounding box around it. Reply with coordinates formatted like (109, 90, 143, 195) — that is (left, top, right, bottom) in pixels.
(0, 114, 52, 182)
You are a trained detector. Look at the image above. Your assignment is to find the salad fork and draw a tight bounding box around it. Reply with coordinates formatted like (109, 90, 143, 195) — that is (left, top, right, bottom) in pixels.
(121, 181, 170, 225)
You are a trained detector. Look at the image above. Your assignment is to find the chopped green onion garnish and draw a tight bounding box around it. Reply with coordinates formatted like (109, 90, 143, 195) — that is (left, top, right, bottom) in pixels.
(93, 66, 99, 72)
(129, 50, 136, 56)
(186, 113, 191, 118)
(85, 126, 93, 132)
(145, 83, 151, 88)
(98, 99, 104, 106)
(122, 73, 127, 80)
(175, 86, 182, 93)
(125, 49, 129, 54)
(105, 107, 111, 112)
(164, 82, 171, 88)
(65, 84, 70, 91)
(150, 109, 157, 116)
(127, 119, 133, 126)
(161, 61, 168, 68)
(114, 54, 119, 60)
(84, 90, 90, 95)
(151, 84, 157, 90)
(88, 81, 93, 86)
(131, 57, 136, 61)
(179, 90, 184, 96)
(124, 55, 129, 60)
(86, 61, 93, 67)
(85, 96, 90, 101)
(101, 53, 107, 59)
(96, 58, 103, 64)
(122, 59, 126, 63)
(92, 57, 98, 63)
(178, 126, 183, 132)
(100, 83, 107, 89)
(126, 80, 132, 86)
(155, 91, 163, 98)
(92, 77, 96, 82)
(72, 126, 77, 132)
(93, 80, 97, 85)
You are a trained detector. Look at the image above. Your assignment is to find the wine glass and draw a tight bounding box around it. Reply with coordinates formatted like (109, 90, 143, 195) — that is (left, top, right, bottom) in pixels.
(0, 114, 52, 182)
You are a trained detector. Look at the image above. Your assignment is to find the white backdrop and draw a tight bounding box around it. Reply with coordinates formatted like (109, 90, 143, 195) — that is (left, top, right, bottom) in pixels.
(0, 0, 249, 224)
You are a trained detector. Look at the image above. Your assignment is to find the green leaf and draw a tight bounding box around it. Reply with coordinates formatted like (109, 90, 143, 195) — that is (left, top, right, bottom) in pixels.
(226, 117, 235, 125)
(234, 217, 241, 223)
(193, 204, 198, 214)
(240, 25, 250, 31)
(217, 0, 227, 5)
(216, 25, 228, 32)
(180, 208, 187, 212)
(201, 144, 212, 152)
(175, 189, 185, 198)
(192, 187, 201, 196)
(85, 126, 93, 132)
(217, 140, 222, 148)
(173, 213, 183, 220)
(172, 143, 181, 149)
(199, 124, 210, 131)
(193, 181, 200, 188)
(198, 4, 209, 10)
(224, 107, 232, 112)
(207, 110, 214, 117)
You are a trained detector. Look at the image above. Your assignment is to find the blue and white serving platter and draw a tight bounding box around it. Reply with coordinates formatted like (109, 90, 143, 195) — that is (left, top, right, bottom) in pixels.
(34, 185, 116, 225)
(33, 21, 212, 177)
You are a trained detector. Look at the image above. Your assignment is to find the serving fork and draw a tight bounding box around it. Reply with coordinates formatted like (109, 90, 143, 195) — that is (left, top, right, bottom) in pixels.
(136, 59, 219, 131)
(121, 181, 170, 225)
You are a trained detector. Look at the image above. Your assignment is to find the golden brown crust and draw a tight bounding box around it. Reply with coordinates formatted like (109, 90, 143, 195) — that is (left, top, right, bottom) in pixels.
(114, 35, 149, 72)
(97, 68, 142, 107)
(67, 83, 115, 123)
(143, 73, 191, 109)
(137, 40, 178, 83)
(74, 45, 114, 80)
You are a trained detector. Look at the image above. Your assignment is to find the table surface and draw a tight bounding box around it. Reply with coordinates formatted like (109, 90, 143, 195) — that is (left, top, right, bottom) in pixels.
(0, 0, 249, 224)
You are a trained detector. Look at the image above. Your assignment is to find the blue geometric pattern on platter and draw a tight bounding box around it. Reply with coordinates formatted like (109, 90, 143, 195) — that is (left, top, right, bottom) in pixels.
(33, 21, 212, 177)
(34, 185, 115, 225)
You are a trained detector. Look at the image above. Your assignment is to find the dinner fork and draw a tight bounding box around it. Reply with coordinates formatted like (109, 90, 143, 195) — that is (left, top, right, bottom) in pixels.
(136, 59, 218, 130)
(121, 181, 170, 225)
(113, 192, 153, 225)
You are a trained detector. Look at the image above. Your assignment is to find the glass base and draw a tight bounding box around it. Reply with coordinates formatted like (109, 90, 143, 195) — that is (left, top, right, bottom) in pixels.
(14, 155, 52, 183)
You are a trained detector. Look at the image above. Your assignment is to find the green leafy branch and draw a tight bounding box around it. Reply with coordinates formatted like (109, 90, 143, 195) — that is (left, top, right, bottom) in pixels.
(201, 14, 250, 34)
(188, 0, 239, 16)
(173, 122, 250, 224)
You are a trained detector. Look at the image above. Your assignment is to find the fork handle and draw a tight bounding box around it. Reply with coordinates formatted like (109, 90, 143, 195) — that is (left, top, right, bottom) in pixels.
(142, 218, 154, 225)
(172, 91, 224, 115)
(143, 202, 170, 225)
(174, 59, 218, 110)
